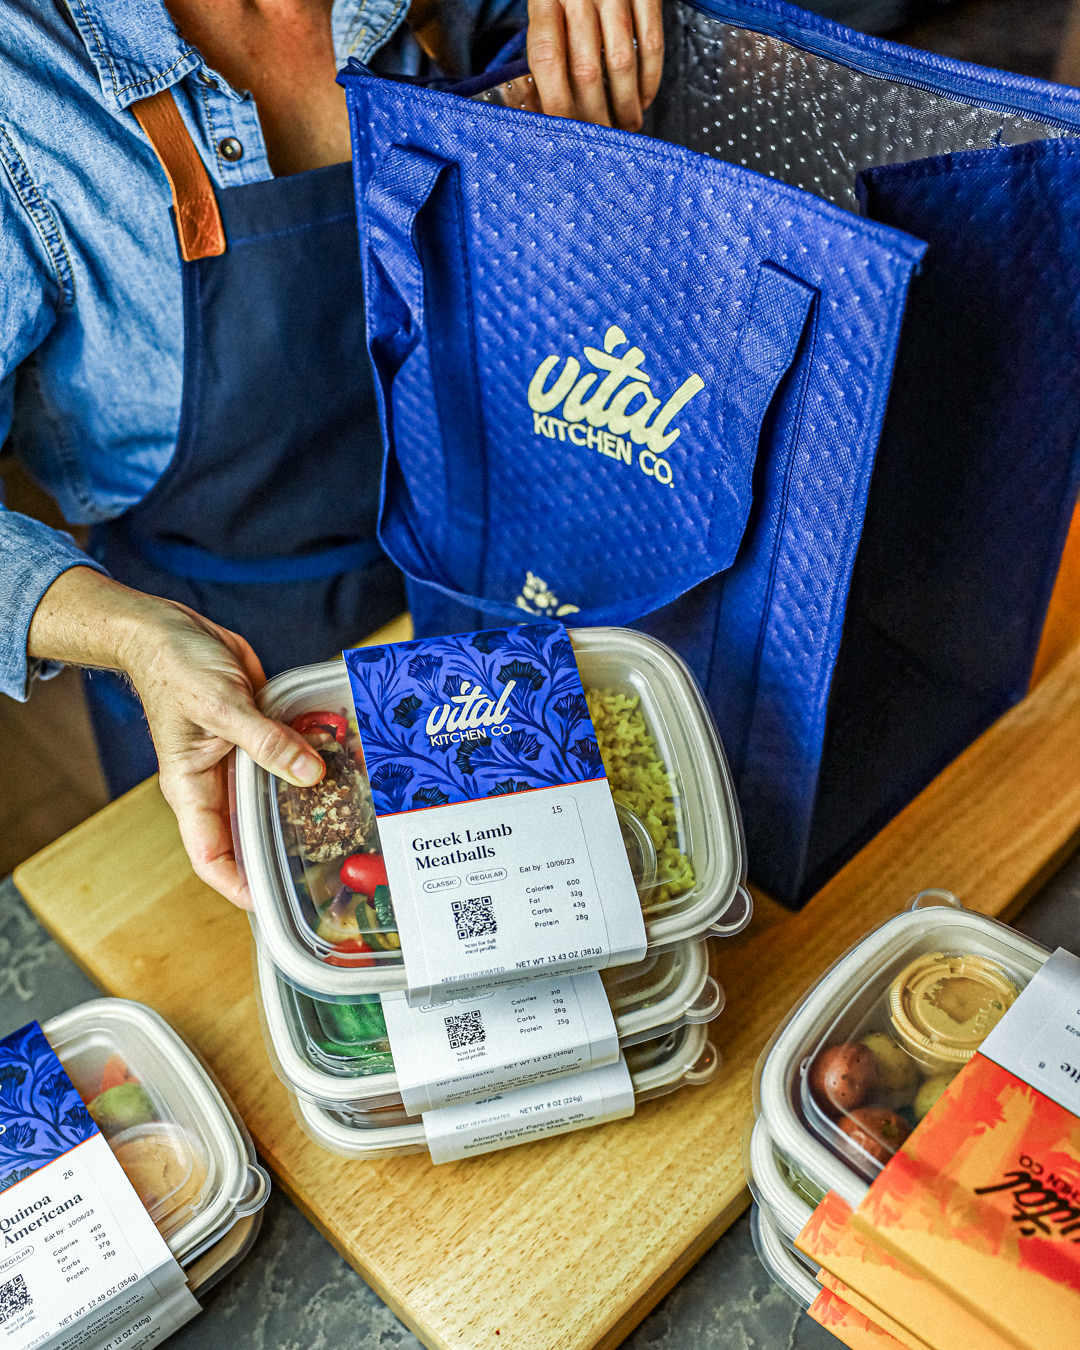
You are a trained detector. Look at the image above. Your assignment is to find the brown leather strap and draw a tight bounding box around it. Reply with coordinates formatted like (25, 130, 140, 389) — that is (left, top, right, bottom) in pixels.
(131, 89, 226, 261)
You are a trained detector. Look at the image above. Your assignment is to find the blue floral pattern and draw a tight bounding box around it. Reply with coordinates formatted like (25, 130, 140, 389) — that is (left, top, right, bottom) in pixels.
(345, 624, 606, 815)
(0, 1023, 97, 1191)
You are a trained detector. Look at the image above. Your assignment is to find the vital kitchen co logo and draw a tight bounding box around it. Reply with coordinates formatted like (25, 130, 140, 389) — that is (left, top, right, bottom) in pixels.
(425, 679, 516, 746)
(527, 325, 704, 488)
(974, 1155, 1080, 1242)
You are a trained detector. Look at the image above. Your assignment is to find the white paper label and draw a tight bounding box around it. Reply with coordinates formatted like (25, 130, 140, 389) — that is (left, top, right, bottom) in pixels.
(65, 1284, 200, 1350)
(980, 946, 1080, 1117)
(344, 624, 647, 1006)
(0, 1134, 198, 1350)
(377, 780, 645, 1005)
(380, 971, 620, 1113)
(423, 1056, 635, 1164)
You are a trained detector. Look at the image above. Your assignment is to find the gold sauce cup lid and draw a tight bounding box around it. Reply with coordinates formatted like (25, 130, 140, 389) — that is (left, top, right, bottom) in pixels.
(888, 951, 1019, 1072)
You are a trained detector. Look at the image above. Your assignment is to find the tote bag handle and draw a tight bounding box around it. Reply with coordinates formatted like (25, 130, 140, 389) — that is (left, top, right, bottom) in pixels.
(364, 143, 818, 626)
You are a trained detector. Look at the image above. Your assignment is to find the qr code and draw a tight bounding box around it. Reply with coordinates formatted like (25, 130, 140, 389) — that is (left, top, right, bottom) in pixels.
(0, 1275, 30, 1325)
(451, 894, 496, 940)
(445, 1008, 486, 1049)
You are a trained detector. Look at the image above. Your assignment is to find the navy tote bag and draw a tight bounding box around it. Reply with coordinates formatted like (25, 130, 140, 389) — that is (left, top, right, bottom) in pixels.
(340, 0, 1080, 906)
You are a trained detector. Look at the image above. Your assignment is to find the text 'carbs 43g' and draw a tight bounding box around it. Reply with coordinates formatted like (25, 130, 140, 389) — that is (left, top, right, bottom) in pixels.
(345, 625, 646, 1006)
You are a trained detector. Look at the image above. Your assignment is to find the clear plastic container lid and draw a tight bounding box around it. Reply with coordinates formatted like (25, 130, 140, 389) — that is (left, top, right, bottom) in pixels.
(44, 999, 270, 1264)
(745, 1116, 818, 1249)
(750, 1202, 821, 1312)
(255, 935, 723, 1108)
(601, 935, 724, 1046)
(292, 1020, 720, 1157)
(185, 1208, 263, 1298)
(755, 900, 1049, 1206)
(233, 628, 750, 1000)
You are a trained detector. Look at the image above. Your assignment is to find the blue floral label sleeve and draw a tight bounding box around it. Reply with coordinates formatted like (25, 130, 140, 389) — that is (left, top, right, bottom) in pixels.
(345, 626, 646, 1005)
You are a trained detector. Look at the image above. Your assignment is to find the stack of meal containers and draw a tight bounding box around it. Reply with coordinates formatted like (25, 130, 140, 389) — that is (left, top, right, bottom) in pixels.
(746, 891, 1051, 1306)
(233, 627, 751, 1161)
(750, 1199, 824, 1316)
(45, 997, 271, 1293)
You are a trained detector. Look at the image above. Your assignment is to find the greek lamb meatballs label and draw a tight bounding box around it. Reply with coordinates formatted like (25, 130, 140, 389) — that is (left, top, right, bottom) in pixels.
(345, 625, 646, 1005)
(0, 1023, 199, 1350)
(379, 971, 620, 1114)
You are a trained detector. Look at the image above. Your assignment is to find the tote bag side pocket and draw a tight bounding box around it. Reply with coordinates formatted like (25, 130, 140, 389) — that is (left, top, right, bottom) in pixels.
(364, 140, 819, 629)
(365, 145, 488, 597)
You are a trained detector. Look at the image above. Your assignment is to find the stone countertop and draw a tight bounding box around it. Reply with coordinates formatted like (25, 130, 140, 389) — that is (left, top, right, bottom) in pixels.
(7, 860, 1077, 1350)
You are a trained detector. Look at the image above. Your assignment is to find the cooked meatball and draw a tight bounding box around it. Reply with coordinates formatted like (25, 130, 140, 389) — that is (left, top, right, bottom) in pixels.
(279, 742, 373, 862)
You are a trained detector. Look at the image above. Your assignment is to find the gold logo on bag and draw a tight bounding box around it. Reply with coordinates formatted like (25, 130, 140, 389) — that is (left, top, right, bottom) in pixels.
(514, 572, 579, 619)
(527, 325, 704, 488)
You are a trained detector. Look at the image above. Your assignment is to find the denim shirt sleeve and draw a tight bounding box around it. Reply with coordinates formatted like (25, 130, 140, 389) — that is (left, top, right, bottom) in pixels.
(0, 161, 107, 703)
(333, 0, 412, 64)
(333, 0, 526, 75)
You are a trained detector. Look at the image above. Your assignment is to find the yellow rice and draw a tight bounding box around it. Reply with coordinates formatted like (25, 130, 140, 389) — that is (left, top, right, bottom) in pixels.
(585, 687, 695, 904)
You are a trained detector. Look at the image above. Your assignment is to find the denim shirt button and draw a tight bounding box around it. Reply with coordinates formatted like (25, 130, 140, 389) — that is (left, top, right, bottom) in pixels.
(218, 137, 244, 162)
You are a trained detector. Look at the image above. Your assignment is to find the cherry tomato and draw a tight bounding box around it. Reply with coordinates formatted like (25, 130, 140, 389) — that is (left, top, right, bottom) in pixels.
(340, 853, 388, 895)
(325, 937, 376, 969)
(291, 710, 348, 745)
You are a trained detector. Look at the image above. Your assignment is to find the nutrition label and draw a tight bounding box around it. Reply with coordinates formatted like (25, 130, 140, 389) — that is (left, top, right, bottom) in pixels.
(423, 1057, 635, 1164)
(375, 779, 646, 1005)
(380, 970, 620, 1113)
(0, 1132, 198, 1350)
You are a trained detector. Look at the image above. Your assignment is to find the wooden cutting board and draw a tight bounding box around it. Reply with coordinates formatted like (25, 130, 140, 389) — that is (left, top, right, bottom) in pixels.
(15, 639, 1080, 1350)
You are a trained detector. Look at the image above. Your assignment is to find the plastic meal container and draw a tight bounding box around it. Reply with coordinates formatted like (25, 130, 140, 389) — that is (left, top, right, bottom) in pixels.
(754, 896, 1050, 1210)
(750, 1202, 822, 1312)
(233, 627, 751, 1000)
(44, 999, 270, 1266)
(291, 1020, 720, 1158)
(745, 1115, 818, 1250)
(597, 936, 724, 1046)
(254, 934, 724, 1109)
(185, 1208, 263, 1297)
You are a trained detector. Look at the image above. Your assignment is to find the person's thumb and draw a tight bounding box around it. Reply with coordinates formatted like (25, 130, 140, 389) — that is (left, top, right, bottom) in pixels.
(227, 704, 325, 786)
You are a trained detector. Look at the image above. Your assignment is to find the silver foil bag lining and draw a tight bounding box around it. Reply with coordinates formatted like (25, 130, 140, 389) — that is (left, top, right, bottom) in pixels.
(475, 7, 1063, 213)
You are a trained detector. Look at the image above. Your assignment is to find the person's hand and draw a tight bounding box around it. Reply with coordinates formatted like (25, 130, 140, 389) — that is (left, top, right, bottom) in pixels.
(526, 0, 663, 131)
(28, 568, 325, 909)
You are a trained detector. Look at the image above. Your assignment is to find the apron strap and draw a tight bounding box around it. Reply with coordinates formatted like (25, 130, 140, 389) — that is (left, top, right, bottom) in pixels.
(131, 89, 226, 261)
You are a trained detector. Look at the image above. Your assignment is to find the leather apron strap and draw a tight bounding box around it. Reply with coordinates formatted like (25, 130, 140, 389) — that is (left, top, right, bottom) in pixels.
(131, 89, 226, 261)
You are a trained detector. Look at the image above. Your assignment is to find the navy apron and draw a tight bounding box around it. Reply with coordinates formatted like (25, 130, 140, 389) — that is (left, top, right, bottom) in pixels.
(84, 157, 403, 797)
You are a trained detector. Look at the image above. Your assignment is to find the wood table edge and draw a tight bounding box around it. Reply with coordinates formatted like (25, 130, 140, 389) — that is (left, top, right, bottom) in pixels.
(592, 1189, 753, 1350)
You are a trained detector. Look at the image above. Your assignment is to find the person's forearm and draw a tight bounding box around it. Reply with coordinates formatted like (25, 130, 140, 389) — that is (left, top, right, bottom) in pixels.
(27, 565, 167, 675)
(26, 563, 324, 909)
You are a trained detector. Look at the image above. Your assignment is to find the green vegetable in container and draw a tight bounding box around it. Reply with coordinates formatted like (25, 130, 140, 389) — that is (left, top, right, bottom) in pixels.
(317, 997, 388, 1046)
(372, 885, 395, 930)
(87, 1081, 158, 1135)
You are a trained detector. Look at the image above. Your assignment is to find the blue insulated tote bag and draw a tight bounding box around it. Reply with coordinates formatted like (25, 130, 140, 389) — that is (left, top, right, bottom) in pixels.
(340, 0, 1080, 906)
